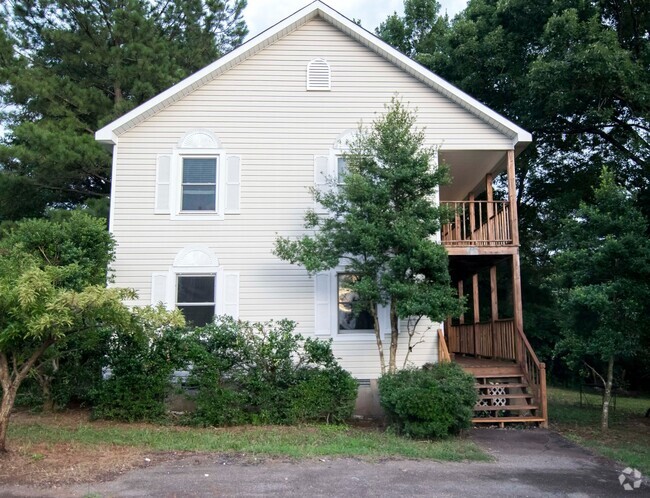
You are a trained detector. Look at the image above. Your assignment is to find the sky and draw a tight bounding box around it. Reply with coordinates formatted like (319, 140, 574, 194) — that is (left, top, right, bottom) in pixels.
(243, 0, 468, 39)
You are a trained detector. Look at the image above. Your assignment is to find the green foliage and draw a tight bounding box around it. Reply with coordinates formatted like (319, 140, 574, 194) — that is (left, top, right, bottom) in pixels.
(274, 98, 462, 372)
(0, 0, 248, 221)
(0, 215, 134, 449)
(188, 317, 358, 426)
(377, 1, 650, 378)
(91, 306, 187, 422)
(549, 168, 650, 372)
(378, 362, 476, 438)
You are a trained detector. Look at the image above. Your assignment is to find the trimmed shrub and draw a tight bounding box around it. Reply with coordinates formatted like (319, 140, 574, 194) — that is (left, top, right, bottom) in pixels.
(91, 307, 189, 422)
(378, 362, 476, 438)
(187, 317, 357, 426)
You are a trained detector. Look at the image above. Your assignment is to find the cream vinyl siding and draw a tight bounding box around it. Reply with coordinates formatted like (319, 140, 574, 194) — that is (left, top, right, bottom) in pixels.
(110, 19, 505, 378)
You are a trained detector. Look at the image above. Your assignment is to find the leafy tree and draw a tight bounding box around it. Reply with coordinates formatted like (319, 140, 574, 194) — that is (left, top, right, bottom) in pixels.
(0, 213, 133, 451)
(377, 1, 650, 381)
(274, 98, 462, 374)
(549, 168, 650, 430)
(0, 0, 247, 222)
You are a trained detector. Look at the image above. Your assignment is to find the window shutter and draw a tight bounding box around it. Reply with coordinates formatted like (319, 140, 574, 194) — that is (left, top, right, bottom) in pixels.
(222, 271, 240, 319)
(313, 155, 329, 213)
(225, 155, 241, 214)
(377, 303, 390, 338)
(155, 155, 171, 214)
(314, 272, 332, 336)
(151, 272, 169, 306)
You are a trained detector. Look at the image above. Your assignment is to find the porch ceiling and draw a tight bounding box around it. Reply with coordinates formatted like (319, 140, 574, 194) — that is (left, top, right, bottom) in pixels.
(439, 150, 507, 201)
(448, 254, 510, 282)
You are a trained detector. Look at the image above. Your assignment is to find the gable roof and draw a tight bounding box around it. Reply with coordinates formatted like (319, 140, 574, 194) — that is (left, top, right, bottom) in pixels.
(95, 1, 532, 148)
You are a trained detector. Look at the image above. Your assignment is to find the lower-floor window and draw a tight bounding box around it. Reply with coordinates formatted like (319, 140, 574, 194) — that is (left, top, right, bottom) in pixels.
(176, 274, 216, 326)
(337, 273, 374, 333)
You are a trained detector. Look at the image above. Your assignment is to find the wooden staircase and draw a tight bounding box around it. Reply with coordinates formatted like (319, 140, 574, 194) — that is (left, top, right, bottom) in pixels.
(468, 363, 545, 427)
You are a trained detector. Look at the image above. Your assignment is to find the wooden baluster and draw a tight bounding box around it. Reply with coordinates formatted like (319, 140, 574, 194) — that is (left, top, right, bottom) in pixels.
(486, 174, 493, 244)
(469, 194, 476, 242)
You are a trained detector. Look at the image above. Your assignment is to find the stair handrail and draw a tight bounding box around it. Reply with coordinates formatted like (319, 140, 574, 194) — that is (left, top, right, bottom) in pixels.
(438, 329, 452, 363)
(515, 325, 548, 428)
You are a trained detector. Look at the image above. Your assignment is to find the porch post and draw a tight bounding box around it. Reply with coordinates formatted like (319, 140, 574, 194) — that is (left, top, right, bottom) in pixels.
(490, 265, 498, 358)
(512, 252, 525, 364)
(457, 280, 464, 325)
(506, 150, 519, 246)
(473, 273, 480, 356)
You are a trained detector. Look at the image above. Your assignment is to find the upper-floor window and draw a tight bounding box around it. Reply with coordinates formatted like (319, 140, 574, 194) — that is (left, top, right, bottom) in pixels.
(182, 157, 218, 211)
(154, 130, 241, 220)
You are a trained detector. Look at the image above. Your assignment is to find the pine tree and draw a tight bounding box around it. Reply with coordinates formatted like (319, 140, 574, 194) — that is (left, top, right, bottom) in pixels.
(274, 98, 462, 374)
(0, 0, 247, 222)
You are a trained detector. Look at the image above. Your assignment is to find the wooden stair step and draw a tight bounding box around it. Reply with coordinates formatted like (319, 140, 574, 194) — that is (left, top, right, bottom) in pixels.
(473, 373, 523, 379)
(474, 383, 528, 389)
(478, 394, 533, 400)
(474, 405, 538, 411)
(472, 416, 545, 423)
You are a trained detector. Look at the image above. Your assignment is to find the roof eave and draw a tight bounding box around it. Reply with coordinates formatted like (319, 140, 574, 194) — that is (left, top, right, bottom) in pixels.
(95, 0, 532, 148)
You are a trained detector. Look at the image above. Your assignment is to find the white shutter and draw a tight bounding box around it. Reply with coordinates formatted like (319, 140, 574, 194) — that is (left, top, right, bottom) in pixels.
(151, 272, 169, 306)
(222, 271, 240, 319)
(155, 155, 171, 214)
(225, 155, 241, 214)
(314, 272, 332, 336)
(377, 303, 391, 338)
(314, 155, 329, 213)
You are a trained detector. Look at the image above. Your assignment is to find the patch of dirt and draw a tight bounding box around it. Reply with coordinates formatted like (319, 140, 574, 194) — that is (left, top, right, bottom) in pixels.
(0, 442, 189, 487)
(2, 410, 194, 486)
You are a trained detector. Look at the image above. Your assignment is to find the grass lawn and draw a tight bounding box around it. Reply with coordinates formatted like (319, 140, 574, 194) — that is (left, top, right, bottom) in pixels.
(548, 386, 650, 474)
(2, 410, 488, 486)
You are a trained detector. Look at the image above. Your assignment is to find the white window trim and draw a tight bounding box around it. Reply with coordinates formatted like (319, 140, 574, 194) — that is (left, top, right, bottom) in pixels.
(170, 147, 227, 220)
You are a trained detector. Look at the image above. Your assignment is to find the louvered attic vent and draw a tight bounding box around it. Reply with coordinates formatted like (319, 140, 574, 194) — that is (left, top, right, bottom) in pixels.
(307, 58, 331, 91)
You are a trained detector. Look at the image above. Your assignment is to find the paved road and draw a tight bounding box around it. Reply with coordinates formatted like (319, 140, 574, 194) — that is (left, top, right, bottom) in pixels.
(2, 429, 648, 497)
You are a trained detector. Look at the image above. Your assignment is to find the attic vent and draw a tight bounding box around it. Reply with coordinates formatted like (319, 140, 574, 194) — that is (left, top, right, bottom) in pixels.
(307, 58, 331, 91)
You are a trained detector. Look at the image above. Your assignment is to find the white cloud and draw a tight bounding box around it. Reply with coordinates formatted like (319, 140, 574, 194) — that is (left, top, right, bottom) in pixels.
(243, 0, 468, 39)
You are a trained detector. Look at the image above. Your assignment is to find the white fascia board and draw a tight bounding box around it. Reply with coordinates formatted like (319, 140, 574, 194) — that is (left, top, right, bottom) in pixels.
(95, 1, 532, 147)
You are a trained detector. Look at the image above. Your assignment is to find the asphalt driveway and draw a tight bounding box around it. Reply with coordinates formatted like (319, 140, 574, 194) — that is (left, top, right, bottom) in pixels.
(1, 429, 647, 497)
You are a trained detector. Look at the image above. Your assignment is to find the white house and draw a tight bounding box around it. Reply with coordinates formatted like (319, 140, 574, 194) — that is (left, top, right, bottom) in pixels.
(96, 1, 540, 418)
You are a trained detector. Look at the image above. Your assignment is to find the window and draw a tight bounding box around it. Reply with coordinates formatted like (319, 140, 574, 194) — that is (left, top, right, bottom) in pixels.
(337, 274, 374, 333)
(337, 156, 348, 185)
(181, 157, 218, 211)
(176, 275, 216, 326)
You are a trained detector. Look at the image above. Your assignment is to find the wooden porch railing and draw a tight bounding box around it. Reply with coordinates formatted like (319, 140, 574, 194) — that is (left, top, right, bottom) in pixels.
(441, 200, 512, 246)
(447, 318, 547, 427)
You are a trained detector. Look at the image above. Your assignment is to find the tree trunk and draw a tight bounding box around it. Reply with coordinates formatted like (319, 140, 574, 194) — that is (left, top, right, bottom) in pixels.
(388, 301, 399, 374)
(0, 384, 18, 453)
(601, 356, 615, 431)
(370, 304, 386, 375)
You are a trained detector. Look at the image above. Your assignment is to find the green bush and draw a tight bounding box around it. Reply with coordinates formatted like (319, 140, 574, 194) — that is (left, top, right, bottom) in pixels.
(188, 317, 357, 426)
(91, 307, 188, 422)
(378, 362, 476, 438)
